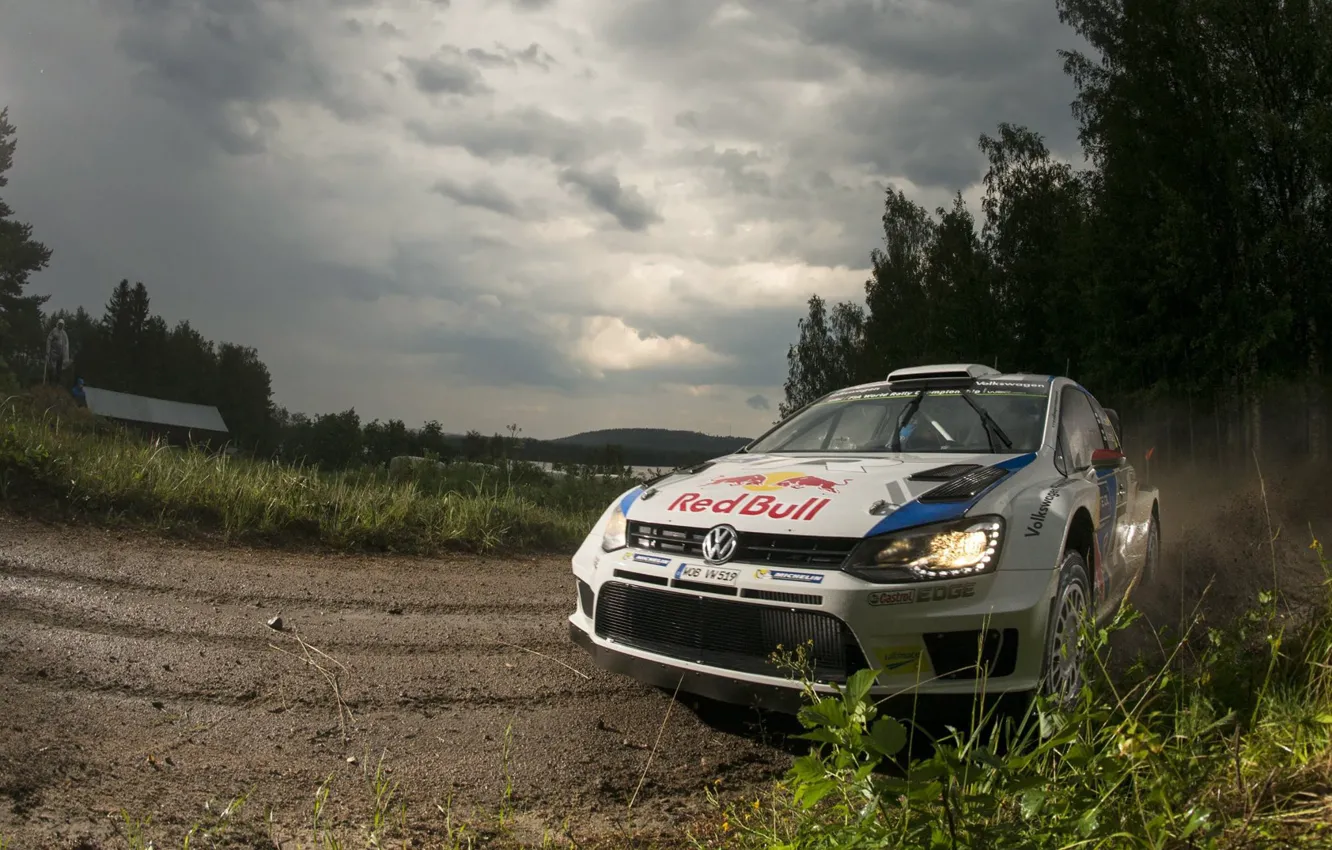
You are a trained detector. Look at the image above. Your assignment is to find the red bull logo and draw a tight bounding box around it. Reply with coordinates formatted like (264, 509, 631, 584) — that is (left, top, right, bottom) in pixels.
(705, 471, 853, 494)
(667, 492, 831, 521)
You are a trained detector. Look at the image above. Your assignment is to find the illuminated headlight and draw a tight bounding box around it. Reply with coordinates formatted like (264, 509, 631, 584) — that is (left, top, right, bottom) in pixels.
(601, 502, 628, 552)
(845, 516, 1004, 583)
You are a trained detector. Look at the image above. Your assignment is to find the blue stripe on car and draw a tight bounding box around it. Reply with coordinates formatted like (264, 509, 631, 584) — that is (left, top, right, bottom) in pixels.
(865, 452, 1038, 537)
(619, 487, 644, 517)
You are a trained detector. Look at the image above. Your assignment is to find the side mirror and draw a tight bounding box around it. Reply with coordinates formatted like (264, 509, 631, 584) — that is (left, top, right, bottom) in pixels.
(1104, 407, 1122, 442)
(1091, 447, 1125, 470)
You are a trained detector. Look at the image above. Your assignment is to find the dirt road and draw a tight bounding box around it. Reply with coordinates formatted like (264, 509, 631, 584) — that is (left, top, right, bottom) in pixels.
(0, 517, 795, 849)
(3, 462, 1327, 849)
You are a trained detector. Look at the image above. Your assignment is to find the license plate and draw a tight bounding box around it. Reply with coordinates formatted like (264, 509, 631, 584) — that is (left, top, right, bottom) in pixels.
(675, 563, 740, 585)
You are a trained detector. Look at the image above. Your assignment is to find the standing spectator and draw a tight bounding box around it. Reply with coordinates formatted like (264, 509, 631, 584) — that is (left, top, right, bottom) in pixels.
(45, 319, 70, 383)
(71, 376, 86, 407)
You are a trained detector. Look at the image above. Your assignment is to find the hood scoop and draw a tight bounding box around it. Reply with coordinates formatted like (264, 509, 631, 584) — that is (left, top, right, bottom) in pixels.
(909, 463, 983, 482)
(918, 466, 1010, 502)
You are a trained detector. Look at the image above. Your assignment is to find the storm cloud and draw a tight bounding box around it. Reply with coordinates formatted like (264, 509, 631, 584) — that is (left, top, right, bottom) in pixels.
(0, 0, 1087, 438)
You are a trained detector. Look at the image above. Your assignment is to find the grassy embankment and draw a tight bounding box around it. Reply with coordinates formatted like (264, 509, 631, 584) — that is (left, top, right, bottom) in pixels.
(3, 391, 1331, 848)
(0, 390, 642, 553)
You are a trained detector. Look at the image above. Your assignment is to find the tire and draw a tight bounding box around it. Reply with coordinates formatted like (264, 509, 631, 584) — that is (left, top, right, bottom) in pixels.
(1040, 550, 1093, 709)
(1141, 508, 1161, 587)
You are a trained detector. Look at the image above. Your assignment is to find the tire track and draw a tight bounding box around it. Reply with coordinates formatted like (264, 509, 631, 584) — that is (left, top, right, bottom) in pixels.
(0, 518, 793, 849)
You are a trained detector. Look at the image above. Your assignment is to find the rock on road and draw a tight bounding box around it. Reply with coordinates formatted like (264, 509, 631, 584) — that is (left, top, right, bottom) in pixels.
(0, 517, 793, 847)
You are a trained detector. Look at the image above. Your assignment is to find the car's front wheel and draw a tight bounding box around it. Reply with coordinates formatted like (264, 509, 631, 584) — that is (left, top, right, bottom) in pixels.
(1141, 508, 1161, 587)
(1041, 550, 1092, 708)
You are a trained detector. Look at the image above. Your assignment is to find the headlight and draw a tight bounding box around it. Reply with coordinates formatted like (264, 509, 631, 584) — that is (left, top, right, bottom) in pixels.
(601, 502, 628, 552)
(845, 516, 1004, 583)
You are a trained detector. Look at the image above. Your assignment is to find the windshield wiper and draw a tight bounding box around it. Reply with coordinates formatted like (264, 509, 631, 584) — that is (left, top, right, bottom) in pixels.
(888, 389, 926, 451)
(961, 390, 1014, 452)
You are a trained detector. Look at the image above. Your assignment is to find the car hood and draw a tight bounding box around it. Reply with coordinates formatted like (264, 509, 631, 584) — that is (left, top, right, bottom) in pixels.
(623, 451, 1036, 539)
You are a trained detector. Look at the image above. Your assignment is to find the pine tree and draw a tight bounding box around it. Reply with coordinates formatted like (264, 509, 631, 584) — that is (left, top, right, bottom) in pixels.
(0, 107, 53, 387)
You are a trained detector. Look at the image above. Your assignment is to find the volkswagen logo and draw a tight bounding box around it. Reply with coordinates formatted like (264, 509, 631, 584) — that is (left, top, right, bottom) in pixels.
(701, 524, 739, 565)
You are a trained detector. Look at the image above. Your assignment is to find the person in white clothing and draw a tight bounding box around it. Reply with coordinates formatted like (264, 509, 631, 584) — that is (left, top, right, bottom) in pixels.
(45, 319, 70, 383)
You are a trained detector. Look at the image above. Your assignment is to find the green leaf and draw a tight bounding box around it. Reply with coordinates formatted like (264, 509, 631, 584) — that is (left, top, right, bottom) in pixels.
(1078, 808, 1099, 837)
(800, 778, 837, 808)
(1020, 789, 1046, 818)
(844, 668, 878, 707)
(788, 755, 826, 785)
(794, 728, 842, 745)
(865, 716, 907, 758)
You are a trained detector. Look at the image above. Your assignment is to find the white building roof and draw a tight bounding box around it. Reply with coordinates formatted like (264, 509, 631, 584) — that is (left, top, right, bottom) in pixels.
(83, 386, 229, 433)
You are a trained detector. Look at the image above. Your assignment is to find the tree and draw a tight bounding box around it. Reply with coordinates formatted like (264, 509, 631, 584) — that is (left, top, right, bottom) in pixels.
(216, 342, 274, 451)
(0, 107, 53, 388)
(861, 188, 936, 376)
(923, 193, 996, 365)
(308, 409, 362, 468)
(779, 294, 866, 418)
(977, 124, 1093, 380)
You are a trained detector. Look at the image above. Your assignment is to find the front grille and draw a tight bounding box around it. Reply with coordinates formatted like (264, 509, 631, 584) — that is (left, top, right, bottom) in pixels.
(594, 582, 867, 682)
(627, 521, 857, 569)
(741, 588, 823, 605)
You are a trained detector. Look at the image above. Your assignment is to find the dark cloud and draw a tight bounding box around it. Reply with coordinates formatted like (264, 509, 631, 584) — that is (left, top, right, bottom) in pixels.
(605, 0, 725, 51)
(631, 0, 1082, 191)
(622, 306, 805, 389)
(431, 177, 522, 218)
(403, 49, 490, 95)
(466, 47, 510, 67)
(465, 42, 556, 70)
(774, 0, 1068, 81)
(603, 0, 841, 84)
(112, 0, 374, 138)
(682, 146, 773, 196)
(557, 167, 661, 231)
(407, 107, 645, 165)
(1, 0, 1089, 434)
(402, 323, 583, 391)
(510, 0, 556, 9)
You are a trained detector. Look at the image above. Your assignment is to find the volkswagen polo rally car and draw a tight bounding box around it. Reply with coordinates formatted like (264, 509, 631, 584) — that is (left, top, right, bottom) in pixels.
(567, 364, 1161, 712)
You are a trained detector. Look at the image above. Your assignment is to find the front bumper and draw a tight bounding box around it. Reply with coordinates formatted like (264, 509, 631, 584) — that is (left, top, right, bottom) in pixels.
(569, 545, 1059, 710)
(569, 620, 815, 713)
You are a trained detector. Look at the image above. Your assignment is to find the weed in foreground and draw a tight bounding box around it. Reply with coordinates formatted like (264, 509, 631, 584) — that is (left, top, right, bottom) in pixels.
(702, 535, 1332, 849)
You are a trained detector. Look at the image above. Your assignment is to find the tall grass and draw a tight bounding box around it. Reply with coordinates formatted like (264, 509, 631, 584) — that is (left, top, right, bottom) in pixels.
(704, 538, 1332, 849)
(0, 395, 639, 554)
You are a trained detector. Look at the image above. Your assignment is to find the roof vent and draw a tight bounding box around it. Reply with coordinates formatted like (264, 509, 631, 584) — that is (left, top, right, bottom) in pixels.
(887, 363, 1001, 382)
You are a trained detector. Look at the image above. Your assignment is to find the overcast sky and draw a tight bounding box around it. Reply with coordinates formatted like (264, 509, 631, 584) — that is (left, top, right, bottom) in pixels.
(0, 0, 1085, 440)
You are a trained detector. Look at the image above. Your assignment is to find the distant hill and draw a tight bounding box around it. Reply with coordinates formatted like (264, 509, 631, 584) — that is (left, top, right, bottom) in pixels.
(550, 428, 752, 456)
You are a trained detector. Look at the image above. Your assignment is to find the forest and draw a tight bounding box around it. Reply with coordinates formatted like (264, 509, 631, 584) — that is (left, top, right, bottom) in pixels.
(780, 0, 1331, 472)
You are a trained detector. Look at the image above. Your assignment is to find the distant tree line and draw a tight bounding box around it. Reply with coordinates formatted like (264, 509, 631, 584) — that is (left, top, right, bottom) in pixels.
(783, 0, 1332, 466)
(0, 107, 733, 470)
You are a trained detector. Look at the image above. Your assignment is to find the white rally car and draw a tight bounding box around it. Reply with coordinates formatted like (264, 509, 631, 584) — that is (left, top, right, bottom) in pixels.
(568, 364, 1161, 712)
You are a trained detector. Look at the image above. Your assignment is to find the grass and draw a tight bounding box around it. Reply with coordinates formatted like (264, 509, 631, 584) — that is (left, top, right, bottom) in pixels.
(0, 392, 643, 554)
(696, 536, 1332, 850)
(3, 390, 1331, 848)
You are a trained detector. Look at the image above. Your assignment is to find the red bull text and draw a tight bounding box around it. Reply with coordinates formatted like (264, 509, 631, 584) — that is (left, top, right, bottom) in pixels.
(666, 492, 830, 520)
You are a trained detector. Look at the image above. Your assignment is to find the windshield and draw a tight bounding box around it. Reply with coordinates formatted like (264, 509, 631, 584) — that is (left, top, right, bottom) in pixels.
(748, 382, 1051, 455)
